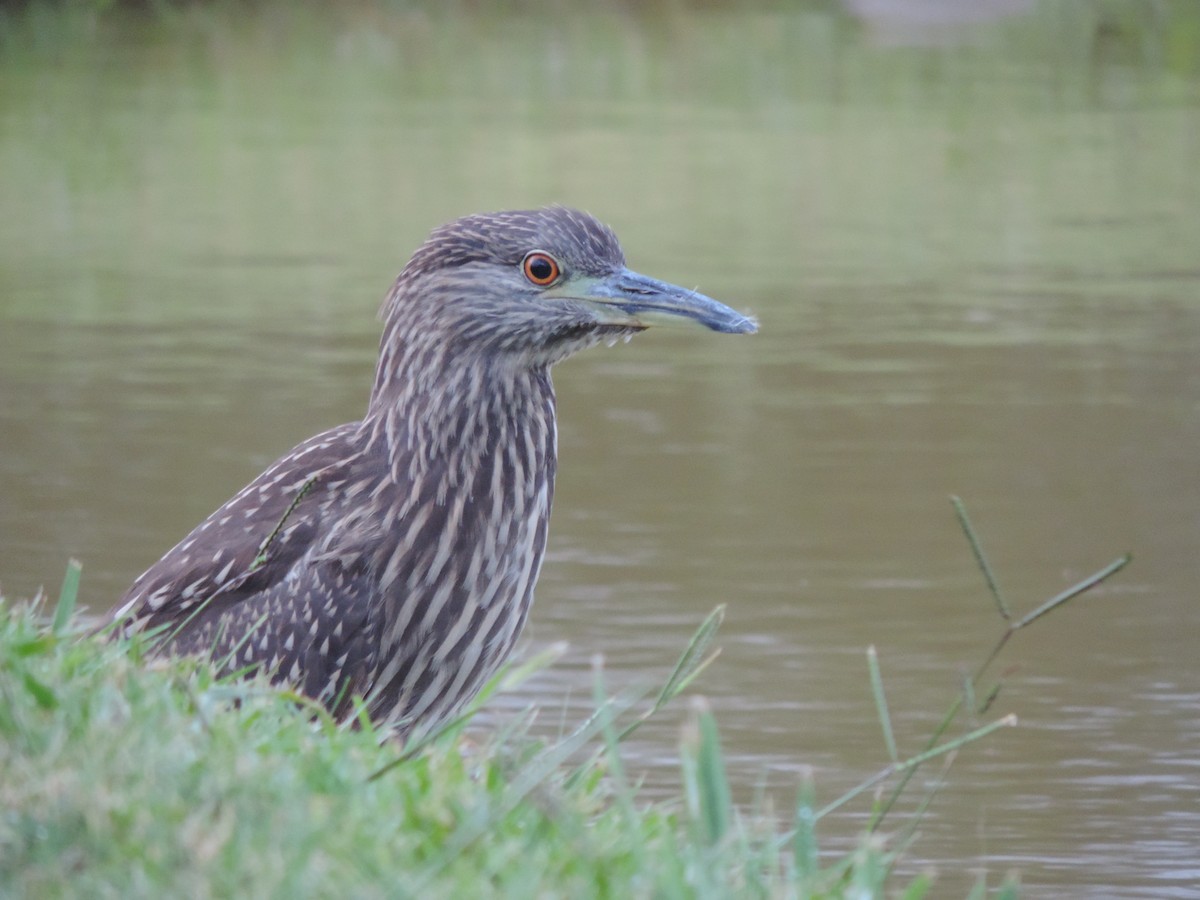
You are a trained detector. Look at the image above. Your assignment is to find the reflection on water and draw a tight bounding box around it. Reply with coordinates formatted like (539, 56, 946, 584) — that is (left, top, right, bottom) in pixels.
(2, 3, 1199, 895)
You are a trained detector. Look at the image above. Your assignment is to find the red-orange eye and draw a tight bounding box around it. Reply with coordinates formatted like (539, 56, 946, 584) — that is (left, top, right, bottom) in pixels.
(522, 251, 561, 286)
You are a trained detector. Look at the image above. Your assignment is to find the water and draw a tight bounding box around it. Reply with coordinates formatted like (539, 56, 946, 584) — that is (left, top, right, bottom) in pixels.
(2, 3, 1199, 895)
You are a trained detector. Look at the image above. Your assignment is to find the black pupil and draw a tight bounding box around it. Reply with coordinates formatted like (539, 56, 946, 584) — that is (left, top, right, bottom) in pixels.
(528, 256, 554, 281)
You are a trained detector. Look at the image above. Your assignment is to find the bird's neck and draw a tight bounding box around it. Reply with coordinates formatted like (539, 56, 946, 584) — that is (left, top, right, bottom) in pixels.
(365, 345, 558, 498)
(355, 342, 559, 728)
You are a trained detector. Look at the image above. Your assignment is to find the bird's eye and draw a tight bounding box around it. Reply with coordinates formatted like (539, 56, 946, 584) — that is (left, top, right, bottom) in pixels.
(522, 252, 561, 286)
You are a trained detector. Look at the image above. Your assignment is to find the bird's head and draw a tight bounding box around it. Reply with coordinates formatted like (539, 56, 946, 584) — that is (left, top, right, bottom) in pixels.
(381, 207, 756, 368)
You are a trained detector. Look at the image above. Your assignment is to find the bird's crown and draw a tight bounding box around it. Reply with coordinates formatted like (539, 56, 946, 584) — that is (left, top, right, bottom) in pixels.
(400, 206, 625, 281)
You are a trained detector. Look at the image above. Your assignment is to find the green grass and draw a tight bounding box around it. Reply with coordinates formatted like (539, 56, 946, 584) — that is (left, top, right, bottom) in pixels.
(0, 503, 1126, 898)
(0, 597, 908, 899)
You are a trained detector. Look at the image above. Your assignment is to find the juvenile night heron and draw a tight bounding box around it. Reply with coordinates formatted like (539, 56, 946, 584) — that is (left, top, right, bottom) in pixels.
(114, 206, 755, 736)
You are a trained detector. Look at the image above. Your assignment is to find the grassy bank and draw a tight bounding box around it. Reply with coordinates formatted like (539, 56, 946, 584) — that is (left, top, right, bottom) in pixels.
(2, 498, 1128, 897)
(0, 593, 924, 899)
(1, 589, 1019, 899)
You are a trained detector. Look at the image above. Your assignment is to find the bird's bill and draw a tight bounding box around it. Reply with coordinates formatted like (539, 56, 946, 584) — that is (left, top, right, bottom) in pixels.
(561, 269, 758, 335)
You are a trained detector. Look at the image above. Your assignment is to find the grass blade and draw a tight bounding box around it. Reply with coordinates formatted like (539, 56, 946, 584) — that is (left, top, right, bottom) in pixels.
(22, 670, 58, 709)
(1012, 554, 1131, 629)
(821, 714, 1017, 820)
(53, 559, 81, 636)
(895, 714, 1016, 772)
(591, 656, 639, 831)
(868, 645, 899, 764)
(951, 496, 1009, 621)
(654, 604, 724, 711)
(681, 697, 731, 846)
(791, 770, 819, 880)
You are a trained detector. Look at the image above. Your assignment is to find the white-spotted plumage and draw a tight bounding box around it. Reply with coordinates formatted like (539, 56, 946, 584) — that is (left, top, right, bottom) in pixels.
(114, 206, 750, 737)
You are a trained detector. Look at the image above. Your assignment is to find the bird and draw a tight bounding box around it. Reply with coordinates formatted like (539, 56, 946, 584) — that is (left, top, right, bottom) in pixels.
(113, 206, 756, 737)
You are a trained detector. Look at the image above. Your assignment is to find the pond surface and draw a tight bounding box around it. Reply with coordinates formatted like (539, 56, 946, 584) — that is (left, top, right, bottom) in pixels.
(2, 3, 1199, 896)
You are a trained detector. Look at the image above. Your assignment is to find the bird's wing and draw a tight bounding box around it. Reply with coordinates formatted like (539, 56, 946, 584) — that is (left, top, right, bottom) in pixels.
(114, 422, 362, 639)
